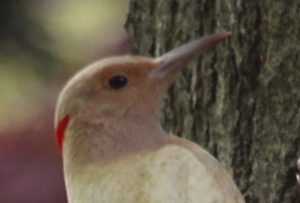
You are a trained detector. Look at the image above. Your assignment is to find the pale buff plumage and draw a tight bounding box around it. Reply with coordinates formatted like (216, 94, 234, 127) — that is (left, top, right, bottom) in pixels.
(55, 33, 245, 203)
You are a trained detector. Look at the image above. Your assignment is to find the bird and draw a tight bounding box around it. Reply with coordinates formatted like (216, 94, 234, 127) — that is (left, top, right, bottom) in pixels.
(54, 32, 245, 203)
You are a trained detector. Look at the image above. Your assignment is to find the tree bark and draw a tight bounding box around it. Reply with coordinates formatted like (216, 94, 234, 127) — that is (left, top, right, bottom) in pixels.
(126, 0, 300, 202)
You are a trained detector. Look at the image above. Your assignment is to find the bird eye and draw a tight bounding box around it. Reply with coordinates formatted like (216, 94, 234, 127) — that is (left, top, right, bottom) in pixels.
(108, 74, 128, 89)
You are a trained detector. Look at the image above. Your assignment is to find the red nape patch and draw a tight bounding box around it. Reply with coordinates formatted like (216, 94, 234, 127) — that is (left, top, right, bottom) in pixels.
(55, 115, 70, 153)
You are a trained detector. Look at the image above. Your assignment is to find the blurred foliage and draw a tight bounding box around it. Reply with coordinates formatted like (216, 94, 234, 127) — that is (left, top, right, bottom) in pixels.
(38, 0, 129, 65)
(0, 0, 129, 129)
(0, 0, 129, 202)
(0, 0, 55, 67)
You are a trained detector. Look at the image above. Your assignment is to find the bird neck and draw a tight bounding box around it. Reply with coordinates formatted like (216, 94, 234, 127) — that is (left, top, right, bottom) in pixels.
(63, 106, 168, 173)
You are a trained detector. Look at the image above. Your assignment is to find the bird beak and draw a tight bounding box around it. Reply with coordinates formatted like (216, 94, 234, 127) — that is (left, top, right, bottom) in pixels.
(151, 32, 230, 87)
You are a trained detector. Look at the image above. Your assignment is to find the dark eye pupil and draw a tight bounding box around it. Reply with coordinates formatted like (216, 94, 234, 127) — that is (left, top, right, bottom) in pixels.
(109, 75, 127, 89)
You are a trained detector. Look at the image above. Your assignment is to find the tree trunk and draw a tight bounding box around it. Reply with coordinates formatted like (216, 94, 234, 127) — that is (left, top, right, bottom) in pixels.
(126, 0, 300, 202)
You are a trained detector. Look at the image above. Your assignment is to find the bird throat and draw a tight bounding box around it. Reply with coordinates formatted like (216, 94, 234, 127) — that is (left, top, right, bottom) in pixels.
(55, 115, 70, 153)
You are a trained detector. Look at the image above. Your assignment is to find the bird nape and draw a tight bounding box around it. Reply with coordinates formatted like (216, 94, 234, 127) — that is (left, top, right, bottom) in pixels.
(54, 32, 246, 203)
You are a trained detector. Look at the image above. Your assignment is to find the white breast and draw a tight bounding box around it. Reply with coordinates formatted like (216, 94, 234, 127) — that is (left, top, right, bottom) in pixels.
(65, 145, 227, 203)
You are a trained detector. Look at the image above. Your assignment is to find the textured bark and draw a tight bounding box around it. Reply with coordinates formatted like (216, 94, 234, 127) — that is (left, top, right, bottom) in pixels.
(126, 0, 300, 202)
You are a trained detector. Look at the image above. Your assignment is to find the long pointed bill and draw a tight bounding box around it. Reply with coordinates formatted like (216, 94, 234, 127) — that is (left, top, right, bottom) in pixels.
(151, 32, 230, 83)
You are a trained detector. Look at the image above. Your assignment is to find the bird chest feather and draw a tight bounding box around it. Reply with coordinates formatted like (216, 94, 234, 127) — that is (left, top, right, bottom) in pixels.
(65, 145, 240, 203)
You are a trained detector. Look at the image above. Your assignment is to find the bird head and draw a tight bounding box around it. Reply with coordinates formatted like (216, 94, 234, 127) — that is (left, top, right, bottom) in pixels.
(54, 32, 230, 153)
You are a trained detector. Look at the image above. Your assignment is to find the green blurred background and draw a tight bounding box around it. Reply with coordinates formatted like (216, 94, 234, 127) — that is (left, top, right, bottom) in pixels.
(0, 0, 129, 202)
